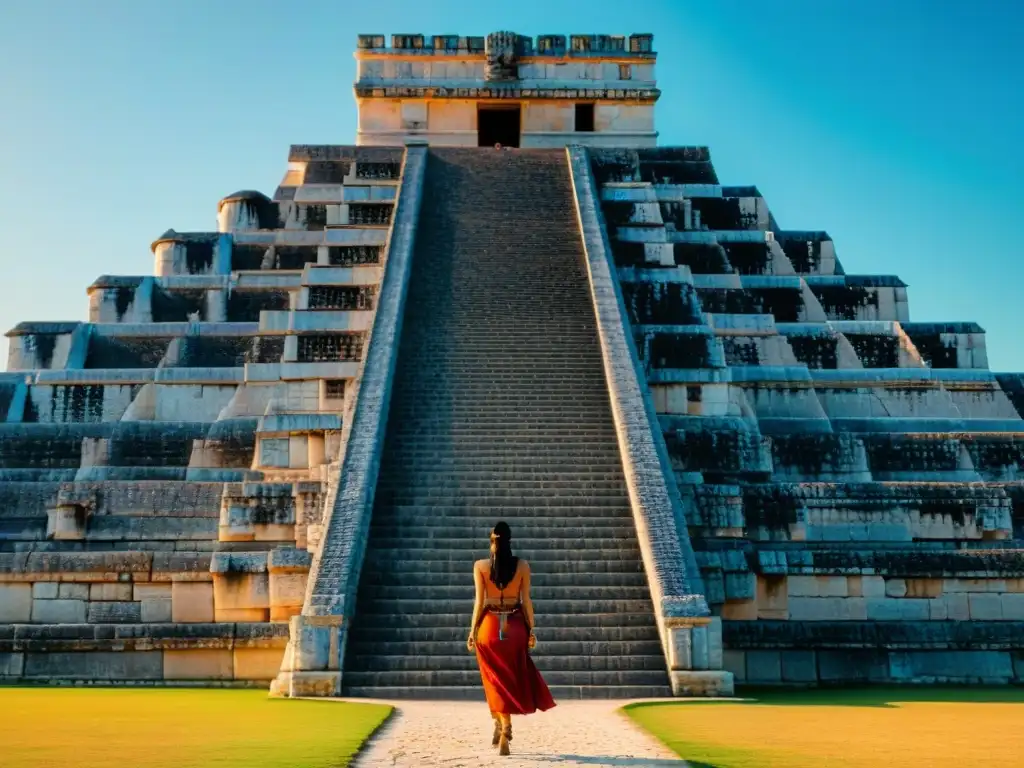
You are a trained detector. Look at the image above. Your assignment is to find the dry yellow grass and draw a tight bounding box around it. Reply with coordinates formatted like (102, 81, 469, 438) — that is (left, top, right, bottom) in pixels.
(626, 688, 1024, 768)
(0, 687, 391, 768)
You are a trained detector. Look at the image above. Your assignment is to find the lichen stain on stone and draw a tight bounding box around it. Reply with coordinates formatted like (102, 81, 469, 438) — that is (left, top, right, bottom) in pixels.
(780, 237, 822, 273)
(723, 242, 771, 275)
(151, 288, 206, 322)
(27, 333, 57, 369)
(114, 287, 135, 320)
(185, 241, 215, 274)
(723, 337, 760, 365)
(620, 281, 700, 325)
(640, 332, 712, 369)
(50, 384, 105, 424)
(845, 333, 899, 368)
(328, 245, 381, 266)
(308, 285, 378, 311)
(296, 333, 365, 363)
(771, 434, 846, 475)
(84, 337, 173, 369)
(673, 243, 730, 274)
(226, 289, 289, 322)
(788, 334, 839, 369)
(242, 198, 281, 229)
(348, 204, 393, 226)
(813, 285, 875, 320)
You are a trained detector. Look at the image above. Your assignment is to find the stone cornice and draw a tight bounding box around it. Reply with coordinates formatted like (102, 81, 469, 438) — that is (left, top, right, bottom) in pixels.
(353, 85, 660, 101)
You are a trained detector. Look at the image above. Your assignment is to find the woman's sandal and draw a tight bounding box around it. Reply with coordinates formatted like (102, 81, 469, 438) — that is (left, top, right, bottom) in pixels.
(498, 723, 513, 756)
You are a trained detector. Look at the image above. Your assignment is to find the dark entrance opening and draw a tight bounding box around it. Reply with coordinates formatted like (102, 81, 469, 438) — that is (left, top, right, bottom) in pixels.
(575, 103, 595, 132)
(478, 105, 521, 147)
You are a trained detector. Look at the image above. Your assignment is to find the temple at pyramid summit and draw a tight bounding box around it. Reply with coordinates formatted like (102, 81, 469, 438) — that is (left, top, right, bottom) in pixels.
(2, 31, 1024, 697)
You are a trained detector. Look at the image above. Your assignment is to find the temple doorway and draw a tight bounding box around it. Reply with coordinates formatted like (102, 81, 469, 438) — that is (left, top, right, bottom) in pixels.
(478, 105, 521, 147)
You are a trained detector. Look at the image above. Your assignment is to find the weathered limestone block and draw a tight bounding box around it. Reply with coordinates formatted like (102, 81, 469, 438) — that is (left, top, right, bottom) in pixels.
(720, 599, 757, 620)
(272, 609, 353, 697)
(151, 553, 212, 583)
(848, 575, 886, 598)
(134, 584, 173, 621)
(889, 651, 1013, 683)
(89, 583, 133, 601)
(0, 652, 25, 678)
(133, 584, 172, 600)
(268, 548, 312, 622)
(722, 649, 745, 682)
(16, 552, 153, 583)
(142, 599, 172, 622)
(23, 651, 163, 680)
(32, 583, 59, 599)
(789, 597, 867, 621)
(211, 552, 270, 622)
(32, 599, 87, 623)
(756, 575, 787, 619)
(866, 598, 929, 621)
(746, 650, 782, 683)
(219, 483, 296, 542)
(164, 649, 233, 680)
(171, 582, 214, 623)
(87, 601, 142, 623)
(905, 578, 943, 598)
(968, 593, 1003, 620)
(818, 650, 888, 683)
(781, 650, 817, 683)
(885, 578, 907, 598)
(233, 648, 285, 680)
(0, 584, 32, 622)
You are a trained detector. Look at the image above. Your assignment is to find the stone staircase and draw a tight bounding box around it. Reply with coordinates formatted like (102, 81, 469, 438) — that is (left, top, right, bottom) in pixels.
(341, 148, 671, 699)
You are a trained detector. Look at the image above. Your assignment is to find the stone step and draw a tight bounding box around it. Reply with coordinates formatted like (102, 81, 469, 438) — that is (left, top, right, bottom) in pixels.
(357, 559, 645, 576)
(379, 457, 625, 469)
(350, 611, 658, 629)
(372, 495, 631, 507)
(381, 449, 623, 461)
(384, 423, 617, 433)
(340, 669, 670, 687)
(345, 654, 667, 672)
(366, 523, 636, 538)
(353, 598, 653, 616)
(374, 477, 627, 492)
(340, 684, 673, 701)
(361, 548, 642, 565)
(347, 624, 660, 643)
(355, 571, 651, 588)
(355, 584, 652, 601)
(372, 507, 635, 519)
(345, 639, 664, 658)
(385, 425, 617, 434)
(364, 536, 638, 552)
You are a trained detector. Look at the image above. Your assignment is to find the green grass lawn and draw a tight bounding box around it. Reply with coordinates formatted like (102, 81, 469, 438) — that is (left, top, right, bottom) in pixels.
(626, 687, 1024, 768)
(0, 688, 391, 768)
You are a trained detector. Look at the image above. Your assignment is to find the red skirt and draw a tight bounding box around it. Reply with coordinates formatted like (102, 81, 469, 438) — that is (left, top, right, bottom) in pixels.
(475, 607, 556, 715)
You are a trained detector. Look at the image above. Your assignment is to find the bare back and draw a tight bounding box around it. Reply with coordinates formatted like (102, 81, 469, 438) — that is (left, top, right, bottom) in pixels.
(475, 558, 530, 605)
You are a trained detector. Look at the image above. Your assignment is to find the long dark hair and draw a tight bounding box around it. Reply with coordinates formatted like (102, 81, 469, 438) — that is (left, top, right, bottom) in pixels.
(488, 521, 518, 591)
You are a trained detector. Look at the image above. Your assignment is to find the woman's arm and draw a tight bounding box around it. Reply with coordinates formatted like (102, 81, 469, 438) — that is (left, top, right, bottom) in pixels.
(520, 560, 535, 634)
(468, 561, 484, 651)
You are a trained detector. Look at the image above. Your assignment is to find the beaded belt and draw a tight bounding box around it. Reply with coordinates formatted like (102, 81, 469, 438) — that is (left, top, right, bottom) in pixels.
(485, 603, 522, 641)
(485, 604, 521, 615)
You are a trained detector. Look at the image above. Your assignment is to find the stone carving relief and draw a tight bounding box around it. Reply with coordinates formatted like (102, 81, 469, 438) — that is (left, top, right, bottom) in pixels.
(485, 30, 519, 81)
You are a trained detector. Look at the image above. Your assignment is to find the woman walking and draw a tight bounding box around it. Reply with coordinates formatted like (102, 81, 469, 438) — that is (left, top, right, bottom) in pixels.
(467, 521, 555, 755)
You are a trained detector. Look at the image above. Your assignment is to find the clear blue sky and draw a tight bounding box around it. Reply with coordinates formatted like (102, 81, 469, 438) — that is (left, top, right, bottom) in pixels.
(1, 1, 1022, 369)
